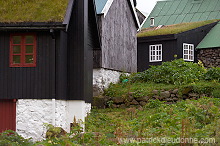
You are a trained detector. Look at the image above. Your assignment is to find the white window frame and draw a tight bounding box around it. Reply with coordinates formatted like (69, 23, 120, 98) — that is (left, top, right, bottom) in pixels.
(149, 44, 162, 62)
(183, 43, 194, 61)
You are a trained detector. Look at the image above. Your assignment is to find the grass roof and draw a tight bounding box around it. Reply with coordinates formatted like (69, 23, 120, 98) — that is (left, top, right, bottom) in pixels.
(0, 0, 69, 23)
(137, 19, 219, 38)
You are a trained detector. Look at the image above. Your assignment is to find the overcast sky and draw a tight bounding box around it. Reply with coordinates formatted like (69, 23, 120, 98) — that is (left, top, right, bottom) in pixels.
(136, 0, 158, 14)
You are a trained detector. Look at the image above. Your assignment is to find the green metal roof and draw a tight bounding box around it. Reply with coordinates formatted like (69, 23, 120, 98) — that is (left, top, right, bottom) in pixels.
(0, 0, 69, 22)
(142, 0, 220, 28)
(95, 0, 109, 14)
(196, 22, 220, 49)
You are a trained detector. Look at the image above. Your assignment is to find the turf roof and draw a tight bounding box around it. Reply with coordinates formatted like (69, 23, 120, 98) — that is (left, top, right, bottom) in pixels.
(0, 0, 69, 23)
(137, 19, 219, 37)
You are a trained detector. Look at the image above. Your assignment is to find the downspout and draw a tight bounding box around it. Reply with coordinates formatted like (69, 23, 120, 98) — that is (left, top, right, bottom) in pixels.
(52, 99, 56, 126)
(50, 28, 56, 126)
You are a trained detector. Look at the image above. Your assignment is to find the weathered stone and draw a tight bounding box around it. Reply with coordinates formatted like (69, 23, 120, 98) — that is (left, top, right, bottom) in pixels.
(165, 98, 173, 102)
(112, 104, 118, 108)
(140, 101, 147, 106)
(152, 90, 159, 95)
(197, 48, 220, 67)
(130, 105, 137, 108)
(128, 92, 135, 96)
(160, 91, 171, 98)
(136, 96, 149, 102)
(112, 97, 124, 104)
(181, 87, 193, 94)
(173, 97, 179, 101)
(130, 99, 139, 105)
(182, 95, 188, 100)
(192, 97, 197, 100)
(200, 94, 206, 98)
(126, 95, 134, 102)
(93, 85, 103, 97)
(153, 95, 159, 99)
(125, 102, 130, 107)
(171, 89, 179, 94)
(92, 96, 105, 108)
(171, 94, 176, 98)
(119, 104, 126, 109)
(189, 93, 199, 97)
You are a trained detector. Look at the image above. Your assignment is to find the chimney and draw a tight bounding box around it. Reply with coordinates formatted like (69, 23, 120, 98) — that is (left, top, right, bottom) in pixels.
(133, 0, 137, 7)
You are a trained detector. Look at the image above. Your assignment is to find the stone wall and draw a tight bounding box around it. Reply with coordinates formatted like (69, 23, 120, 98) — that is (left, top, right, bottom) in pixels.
(16, 99, 91, 141)
(93, 68, 129, 96)
(197, 48, 220, 67)
(93, 88, 210, 109)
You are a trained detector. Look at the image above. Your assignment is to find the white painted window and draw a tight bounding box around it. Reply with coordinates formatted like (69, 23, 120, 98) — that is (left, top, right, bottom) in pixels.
(183, 43, 194, 61)
(149, 44, 162, 62)
(150, 17, 155, 26)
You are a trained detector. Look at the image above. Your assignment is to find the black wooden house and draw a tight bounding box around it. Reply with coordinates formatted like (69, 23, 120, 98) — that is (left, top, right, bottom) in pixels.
(0, 0, 100, 136)
(137, 21, 217, 72)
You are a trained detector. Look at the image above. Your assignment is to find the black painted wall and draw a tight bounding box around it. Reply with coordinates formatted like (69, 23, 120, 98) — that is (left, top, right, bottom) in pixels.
(0, 31, 56, 99)
(0, 0, 100, 102)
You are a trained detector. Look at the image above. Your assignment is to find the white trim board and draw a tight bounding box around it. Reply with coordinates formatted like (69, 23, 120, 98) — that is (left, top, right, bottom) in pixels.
(101, 0, 114, 18)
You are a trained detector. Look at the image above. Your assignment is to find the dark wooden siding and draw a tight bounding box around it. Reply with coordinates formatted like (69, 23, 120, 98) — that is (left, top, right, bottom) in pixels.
(176, 22, 217, 62)
(138, 39, 177, 72)
(67, 0, 99, 102)
(0, 99, 16, 132)
(55, 31, 68, 99)
(67, 0, 91, 101)
(98, 0, 137, 72)
(0, 31, 56, 99)
(137, 22, 217, 72)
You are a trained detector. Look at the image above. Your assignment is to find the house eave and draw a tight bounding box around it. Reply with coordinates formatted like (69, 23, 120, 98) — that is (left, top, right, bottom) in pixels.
(138, 34, 177, 43)
(0, 22, 66, 31)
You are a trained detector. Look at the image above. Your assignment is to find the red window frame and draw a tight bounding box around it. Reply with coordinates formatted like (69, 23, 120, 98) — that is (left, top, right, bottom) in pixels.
(10, 33, 37, 67)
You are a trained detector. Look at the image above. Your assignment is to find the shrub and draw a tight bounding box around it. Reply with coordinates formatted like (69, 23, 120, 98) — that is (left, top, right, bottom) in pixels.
(0, 130, 33, 146)
(204, 67, 220, 82)
(212, 89, 220, 98)
(131, 59, 206, 85)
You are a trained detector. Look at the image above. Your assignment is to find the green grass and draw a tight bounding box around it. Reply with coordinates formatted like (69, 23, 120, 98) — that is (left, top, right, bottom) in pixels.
(86, 98, 220, 145)
(0, 0, 69, 22)
(137, 19, 219, 37)
(104, 81, 220, 98)
(104, 82, 178, 97)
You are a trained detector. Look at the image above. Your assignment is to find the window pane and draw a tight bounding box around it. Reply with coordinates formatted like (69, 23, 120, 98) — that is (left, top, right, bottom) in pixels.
(13, 36, 21, 44)
(25, 55, 34, 63)
(26, 36, 34, 44)
(13, 55, 21, 64)
(13, 46, 21, 54)
(184, 50, 188, 54)
(184, 55, 188, 59)
(26, 45, 34, 53)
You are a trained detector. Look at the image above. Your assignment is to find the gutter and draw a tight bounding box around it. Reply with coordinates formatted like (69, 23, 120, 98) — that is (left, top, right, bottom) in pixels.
(138, 34, 177, 43)
(0, 22, 66, 30)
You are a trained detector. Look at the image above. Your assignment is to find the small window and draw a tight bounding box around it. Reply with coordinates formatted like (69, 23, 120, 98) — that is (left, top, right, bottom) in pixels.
(183, 43, 194, 61)
(150, 17, 155, 27)
(10, 34, 36, 67)
(149, 44, 162, 62)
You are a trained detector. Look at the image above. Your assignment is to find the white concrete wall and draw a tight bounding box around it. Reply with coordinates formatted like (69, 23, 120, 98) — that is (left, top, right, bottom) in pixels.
(93, 68, 129, 96)
(16, 99, 91, 141)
